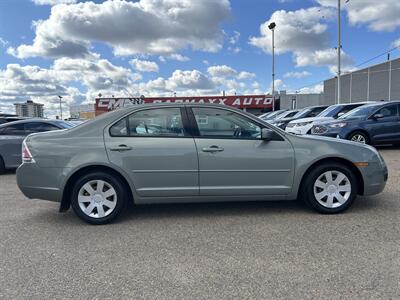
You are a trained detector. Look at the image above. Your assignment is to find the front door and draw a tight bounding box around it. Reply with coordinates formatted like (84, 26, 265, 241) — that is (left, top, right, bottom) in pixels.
(367, 103, 400, 143)
(189, 107, 295, 196)
(104, 107, 199, 198)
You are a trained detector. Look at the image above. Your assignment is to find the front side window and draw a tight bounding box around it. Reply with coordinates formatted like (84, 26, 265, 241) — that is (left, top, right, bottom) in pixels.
(375, 104, 398, 117)
(192, 107, 261, 139)
(110, 108, 185, 137)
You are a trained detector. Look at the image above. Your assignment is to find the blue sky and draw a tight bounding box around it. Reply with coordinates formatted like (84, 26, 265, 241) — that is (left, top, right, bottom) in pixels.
(0, 0, 399, 116)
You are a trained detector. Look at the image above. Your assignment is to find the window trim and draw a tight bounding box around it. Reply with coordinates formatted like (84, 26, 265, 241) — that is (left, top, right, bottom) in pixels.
(109, 107, 191, 138)
(186, 106, 284, 141)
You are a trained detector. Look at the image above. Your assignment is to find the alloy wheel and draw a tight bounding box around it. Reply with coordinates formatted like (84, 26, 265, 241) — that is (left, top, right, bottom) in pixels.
(313, 170, 352, 208)
(77, 180, 117, 218)
(350, 134, 366, 144)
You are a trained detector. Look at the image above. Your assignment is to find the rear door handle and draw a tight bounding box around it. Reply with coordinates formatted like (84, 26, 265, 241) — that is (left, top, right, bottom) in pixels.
(202, 145, 224, 153)
(109, 144, 133, 152)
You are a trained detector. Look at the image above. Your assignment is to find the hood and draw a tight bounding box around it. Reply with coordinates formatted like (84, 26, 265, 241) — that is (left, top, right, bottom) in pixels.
(273, 117, 296, 123)
(290, 116, 333, 124)
(316, 117, 362, 126)
(288, 132, 378, 152)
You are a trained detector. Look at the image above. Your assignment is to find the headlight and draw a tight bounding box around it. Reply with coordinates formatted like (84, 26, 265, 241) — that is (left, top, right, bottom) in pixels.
(328, 122, 347, 128)
(273, 122, 285, 127)
(296, 121, 312, 127)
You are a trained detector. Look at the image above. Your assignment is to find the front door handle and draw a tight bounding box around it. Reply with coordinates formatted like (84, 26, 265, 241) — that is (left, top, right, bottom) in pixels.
(202, 145, 224, 153)
(109, 144, 133, 152)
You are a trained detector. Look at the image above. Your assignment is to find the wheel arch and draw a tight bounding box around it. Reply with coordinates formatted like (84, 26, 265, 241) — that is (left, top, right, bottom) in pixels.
(298, 157, 365, 198)
(59, 165, 134, 212)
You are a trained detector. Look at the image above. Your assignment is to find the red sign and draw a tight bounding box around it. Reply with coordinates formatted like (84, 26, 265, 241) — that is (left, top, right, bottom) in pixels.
(95, 95, 274, 115)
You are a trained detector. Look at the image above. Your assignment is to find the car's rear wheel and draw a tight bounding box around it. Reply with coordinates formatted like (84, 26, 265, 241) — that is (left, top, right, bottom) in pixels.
(348, 131, 369, 144)
(71, 172, 127, 224)
(301, 163, 358, 214)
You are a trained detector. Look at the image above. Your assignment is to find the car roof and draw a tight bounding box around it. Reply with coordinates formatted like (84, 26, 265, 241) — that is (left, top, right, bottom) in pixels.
(0, 118, 66, 128)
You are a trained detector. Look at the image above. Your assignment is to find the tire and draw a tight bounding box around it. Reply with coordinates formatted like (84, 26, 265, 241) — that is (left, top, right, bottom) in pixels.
(348, 131, 369, 144)
(300, 163, 358, 214)
(70, 172, 127, 225)
(0, 156, 5, 174)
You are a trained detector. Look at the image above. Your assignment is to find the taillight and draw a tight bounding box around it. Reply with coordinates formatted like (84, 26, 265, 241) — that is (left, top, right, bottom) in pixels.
(22, 140, 35, 163)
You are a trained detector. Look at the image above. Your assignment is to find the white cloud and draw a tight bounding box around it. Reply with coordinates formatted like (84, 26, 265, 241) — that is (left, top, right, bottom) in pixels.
(317, 0, 400, 32)
(237, 71, 256, 80)
(229, 31, 240, 44)
(207, 65, 237, 77)
(159, 54, 190, 62)
(11, 0, 231, 59)
(0, 37, 9, 47)
(250, 6, 354, 72)
(283, 71, 311, 78)
(298, 83, 324, 94)
(31, 0, 77, 5)
(129, 58, 159, 72)
(391, 38, 400, 48)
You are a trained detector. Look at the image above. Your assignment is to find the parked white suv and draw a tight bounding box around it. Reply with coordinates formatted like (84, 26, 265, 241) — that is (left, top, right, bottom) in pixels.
(285, 102, 369, 135)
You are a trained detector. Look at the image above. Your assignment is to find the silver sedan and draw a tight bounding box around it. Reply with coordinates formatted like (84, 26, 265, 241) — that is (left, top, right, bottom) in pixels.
(16, 104, 388, 224)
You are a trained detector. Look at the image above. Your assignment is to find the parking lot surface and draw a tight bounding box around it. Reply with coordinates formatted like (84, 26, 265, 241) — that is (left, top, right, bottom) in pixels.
(0, 147, 399, 299)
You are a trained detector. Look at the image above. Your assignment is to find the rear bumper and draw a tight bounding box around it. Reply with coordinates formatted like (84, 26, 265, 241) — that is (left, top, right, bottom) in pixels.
(16, 163, 64, 202)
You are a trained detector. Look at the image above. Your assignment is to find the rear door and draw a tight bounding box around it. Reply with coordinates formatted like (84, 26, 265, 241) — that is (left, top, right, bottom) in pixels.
(189, 106, 295, 196)
(104, 107, 199, 198)
(367, 103, 400, 143)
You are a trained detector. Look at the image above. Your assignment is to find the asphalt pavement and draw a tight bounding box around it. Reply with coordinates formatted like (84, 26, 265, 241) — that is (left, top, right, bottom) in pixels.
(0, 147, 399, 299)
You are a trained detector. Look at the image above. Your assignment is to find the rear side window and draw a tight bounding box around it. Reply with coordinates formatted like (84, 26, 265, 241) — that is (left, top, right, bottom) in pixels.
(110, 108, 185, 137)
(24, 122, 60, 134)
(0, 123, 25, 135)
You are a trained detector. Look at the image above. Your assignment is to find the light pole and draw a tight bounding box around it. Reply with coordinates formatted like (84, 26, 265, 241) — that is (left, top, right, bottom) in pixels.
(58, 95, 63, 120)
(268, 22, 276, 111)
(337, 0, 342, 104)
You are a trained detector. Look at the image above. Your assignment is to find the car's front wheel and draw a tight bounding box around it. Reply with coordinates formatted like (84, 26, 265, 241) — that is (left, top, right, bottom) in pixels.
(71, 172, 127, 224)
(348, 131, 369, 144)
(301, 163, 358, 214)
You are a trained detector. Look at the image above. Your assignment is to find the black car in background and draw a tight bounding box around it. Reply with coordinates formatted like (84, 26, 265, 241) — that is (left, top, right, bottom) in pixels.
(311, 101, 400, 145)
(0, 119, 73, 173)
(270, 105, 328, 130)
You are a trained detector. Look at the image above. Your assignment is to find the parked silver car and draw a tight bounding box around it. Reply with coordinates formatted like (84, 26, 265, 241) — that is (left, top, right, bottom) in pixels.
(0, 119, 73, 173)
(16, 104, 388, 224)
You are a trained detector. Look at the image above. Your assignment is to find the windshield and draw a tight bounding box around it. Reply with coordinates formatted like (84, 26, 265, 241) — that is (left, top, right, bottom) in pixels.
(318, 105, 339, 117)
(338, 105, 377, 119)
(293, 108, 311, 118)
(262, 110, 285, 120)
(57, 121, 74, 129)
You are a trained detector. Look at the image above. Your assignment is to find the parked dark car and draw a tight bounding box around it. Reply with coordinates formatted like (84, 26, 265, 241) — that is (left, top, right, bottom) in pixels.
(0, 119, 73, 173)
(311, 101, 400, 145)
(0, 116, 29, 124)
(259, 109, 288, 121)
(270, 105, 328, 130)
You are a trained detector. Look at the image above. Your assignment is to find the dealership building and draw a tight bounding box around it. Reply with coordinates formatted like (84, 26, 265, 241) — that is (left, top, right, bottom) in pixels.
(324, 57, 400, 105)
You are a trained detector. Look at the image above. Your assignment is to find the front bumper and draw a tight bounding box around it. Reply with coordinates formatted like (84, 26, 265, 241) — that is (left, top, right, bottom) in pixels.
(16, 163, 65, 202)
(359, 161, 388, 196)
(286, 125, 312, 135)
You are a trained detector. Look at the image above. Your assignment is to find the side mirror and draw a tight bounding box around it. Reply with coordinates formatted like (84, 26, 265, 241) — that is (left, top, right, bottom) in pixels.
(372, 113, 384, 119)
(337, 112, 345, 118)
(261, 128, 275, 141)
